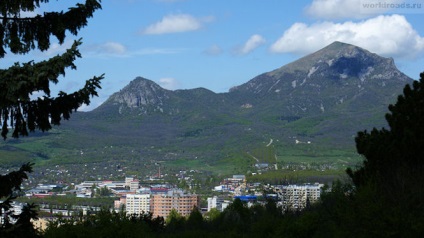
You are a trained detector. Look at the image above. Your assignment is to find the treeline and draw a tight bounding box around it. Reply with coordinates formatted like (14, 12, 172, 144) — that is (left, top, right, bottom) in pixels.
(40, 178, 421, 238)
(40, 192, 345, 238)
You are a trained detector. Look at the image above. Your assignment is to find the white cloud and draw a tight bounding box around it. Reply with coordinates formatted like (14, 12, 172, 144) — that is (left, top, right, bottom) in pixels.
(305, 0, 405, 19)
(235, 34, 266, 55)
(203, 44, 223, 56)
(83, 42, 127, 58)
(157, 77, 180, 90)
(142, 14, 210, 35)
(270, 14, 424, 59)
(99, 42, 127, 55)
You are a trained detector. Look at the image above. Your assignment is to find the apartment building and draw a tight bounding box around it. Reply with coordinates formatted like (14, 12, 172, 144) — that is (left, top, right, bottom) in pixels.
(125, 194, 150, 215)
(150, 189, 200, 219)
(280, 184, 323, 210)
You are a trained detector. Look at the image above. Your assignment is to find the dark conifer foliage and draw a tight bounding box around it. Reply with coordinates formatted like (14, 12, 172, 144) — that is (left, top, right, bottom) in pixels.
(346, 72, 424, 236)
(0, 0, 102, 57)
(0, 1, 102, 236)
(0, 0, 103, 139)
(349, 73, 424, 190)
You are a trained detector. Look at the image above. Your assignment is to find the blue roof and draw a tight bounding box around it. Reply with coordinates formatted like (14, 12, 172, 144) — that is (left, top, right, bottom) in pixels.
(234, 195, 257, 201)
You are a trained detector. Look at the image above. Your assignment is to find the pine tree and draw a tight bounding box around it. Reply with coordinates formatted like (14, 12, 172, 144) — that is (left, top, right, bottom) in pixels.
(348, 73, 424, 191)
(346, 72, 424, 235)
(0, 1, 103, 236)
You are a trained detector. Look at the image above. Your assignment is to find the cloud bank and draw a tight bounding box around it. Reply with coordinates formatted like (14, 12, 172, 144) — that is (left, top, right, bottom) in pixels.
(270, 14, 424, 59)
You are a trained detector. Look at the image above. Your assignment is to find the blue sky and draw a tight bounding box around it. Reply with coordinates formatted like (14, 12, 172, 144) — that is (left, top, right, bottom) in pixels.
(2, 0, 424, 111)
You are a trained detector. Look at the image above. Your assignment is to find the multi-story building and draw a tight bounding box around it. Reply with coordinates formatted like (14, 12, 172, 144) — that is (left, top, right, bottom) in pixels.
(207, 196, 222, 212)
(150, 189, 200, 219)
(207, 196, 229, 212)
(125, 194, 150, 215)
(279, 183, 323, 210)
(125, 177, 140, 191)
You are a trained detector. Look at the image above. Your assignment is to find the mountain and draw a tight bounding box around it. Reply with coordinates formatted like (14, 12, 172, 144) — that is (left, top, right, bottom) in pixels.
(0, 41, 414, 174)
(227, 41, 411, 142)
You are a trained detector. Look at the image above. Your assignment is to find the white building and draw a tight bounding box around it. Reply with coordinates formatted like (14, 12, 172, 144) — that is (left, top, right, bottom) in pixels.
(125, 176, 139, 191)
(129, 179, 139, 191)
(280, 183, 323, 210)
(207, 196, 230, 212)
(125, 194, 150, 215)
(207, 196, 222, 212)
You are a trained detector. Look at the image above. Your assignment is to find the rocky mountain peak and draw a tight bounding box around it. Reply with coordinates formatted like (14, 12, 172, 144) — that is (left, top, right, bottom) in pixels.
(268, 41, 393, 77)
(231, 41, 409, 95)
(101, 77, 170, 115)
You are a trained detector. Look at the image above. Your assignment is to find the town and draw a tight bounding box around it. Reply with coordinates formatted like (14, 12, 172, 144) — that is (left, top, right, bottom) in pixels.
(4, 172, 324, 231)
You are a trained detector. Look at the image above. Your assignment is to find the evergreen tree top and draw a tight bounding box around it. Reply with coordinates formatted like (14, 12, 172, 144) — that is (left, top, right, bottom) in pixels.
(0, 0, 103, 139)
(0, 0, 102, 57)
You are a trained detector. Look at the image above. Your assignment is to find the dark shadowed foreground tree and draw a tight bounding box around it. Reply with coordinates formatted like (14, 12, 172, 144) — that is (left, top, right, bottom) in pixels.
(346, 72, 424, 236)
(0, 1, 103, 237)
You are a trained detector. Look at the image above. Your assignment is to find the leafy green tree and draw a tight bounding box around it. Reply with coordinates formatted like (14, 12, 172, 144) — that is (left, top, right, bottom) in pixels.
(0, 0, 103, 236)
(219, 198, 250, 233)
(165, 209, 185, 232)
(185, 206, 203, 230)
(95, 186, 112, 197)
(205, 208, 220, 221)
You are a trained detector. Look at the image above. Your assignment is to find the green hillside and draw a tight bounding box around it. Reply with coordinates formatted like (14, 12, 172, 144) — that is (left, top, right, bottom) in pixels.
(0, 42, 411, 182)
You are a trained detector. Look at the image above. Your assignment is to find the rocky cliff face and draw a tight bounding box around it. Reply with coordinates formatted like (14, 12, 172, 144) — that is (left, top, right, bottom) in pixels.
(105, 77, 172, 115)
